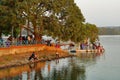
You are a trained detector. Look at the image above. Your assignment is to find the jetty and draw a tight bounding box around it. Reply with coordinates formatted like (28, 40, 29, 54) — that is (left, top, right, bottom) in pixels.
(69, 47, 105, 53)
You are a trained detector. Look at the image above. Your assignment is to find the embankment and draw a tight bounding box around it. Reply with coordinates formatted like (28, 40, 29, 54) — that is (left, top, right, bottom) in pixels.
(0, 44, 73, 69)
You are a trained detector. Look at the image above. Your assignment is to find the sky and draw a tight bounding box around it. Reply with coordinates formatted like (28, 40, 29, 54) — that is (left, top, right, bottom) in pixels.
(75, 0, 120, 27)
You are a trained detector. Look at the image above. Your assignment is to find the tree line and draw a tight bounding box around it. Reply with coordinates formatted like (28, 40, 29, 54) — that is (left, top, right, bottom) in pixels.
(98, 27, 120, 35)
(0, 0, 99, 43)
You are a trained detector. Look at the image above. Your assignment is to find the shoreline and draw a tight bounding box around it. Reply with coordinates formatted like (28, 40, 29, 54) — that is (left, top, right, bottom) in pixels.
(0, 55, 75, 70)
(0, 54, 75, 70)
(0, 45, 75, 69)
(0, 44, 104, 69)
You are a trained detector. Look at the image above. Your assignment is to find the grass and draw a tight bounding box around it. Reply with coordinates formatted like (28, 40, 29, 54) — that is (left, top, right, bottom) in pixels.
(0, 49, 70, 68)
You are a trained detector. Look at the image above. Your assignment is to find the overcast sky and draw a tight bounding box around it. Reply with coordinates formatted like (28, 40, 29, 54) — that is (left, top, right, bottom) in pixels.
(75, 0, 120, 27)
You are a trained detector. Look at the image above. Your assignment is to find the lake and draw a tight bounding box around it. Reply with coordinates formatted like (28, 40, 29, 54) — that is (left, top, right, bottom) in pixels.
(85, 35, 120, 80)
(0, 35, 120, 80)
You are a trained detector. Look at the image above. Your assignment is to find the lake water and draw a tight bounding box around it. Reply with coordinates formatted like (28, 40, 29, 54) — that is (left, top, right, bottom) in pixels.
(0, 35, 120, 80)
(85, 35, 120, 80)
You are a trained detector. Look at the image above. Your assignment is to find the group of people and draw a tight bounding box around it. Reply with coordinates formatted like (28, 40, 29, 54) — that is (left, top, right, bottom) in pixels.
(42, 39, 60, 48)
(0, 35, 35, 47)
(94, 43, 105, 52)
(28, 51, 60, 61)
(17, 35, 35, 45)
(80, 41, 105, 52)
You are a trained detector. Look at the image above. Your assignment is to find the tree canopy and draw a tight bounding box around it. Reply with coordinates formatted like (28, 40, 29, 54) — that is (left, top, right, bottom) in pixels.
(0, 0, 99, 43)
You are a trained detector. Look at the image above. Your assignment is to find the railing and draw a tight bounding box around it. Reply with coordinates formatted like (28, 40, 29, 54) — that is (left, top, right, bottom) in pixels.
(0, 39, 48, 48)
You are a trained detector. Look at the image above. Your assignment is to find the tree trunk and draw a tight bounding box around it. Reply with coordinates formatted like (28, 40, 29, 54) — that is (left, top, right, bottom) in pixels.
(33, 17, 43, 43)
(27, 19, 30, 36)
(34, 26, 42, 43)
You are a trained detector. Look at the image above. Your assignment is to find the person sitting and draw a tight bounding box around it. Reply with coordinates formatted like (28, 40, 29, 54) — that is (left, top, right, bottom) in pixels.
(28, 52, 38, 61)
(56, 52, 59, 59)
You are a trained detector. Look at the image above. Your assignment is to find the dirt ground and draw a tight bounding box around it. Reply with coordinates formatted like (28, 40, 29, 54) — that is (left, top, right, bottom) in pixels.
(0, 47, 72, 69)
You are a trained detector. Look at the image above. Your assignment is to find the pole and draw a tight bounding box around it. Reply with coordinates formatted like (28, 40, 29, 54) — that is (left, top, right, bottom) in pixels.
(11, 26, 14, 45)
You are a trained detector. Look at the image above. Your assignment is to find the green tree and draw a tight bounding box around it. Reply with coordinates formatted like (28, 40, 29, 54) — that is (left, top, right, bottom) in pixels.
(15, 0, 85, 43)
(0, 0, 25, 38)
(84, 23, 98, 43)
(0, 0, 98, 43)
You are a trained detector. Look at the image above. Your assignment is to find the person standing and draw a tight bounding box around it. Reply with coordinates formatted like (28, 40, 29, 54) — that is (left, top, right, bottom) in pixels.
(0, 37, 3, 47)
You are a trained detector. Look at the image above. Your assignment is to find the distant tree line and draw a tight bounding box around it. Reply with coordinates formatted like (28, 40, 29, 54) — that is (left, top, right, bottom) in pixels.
(98, 27, 120, 35)
(0, 0, 99, 43)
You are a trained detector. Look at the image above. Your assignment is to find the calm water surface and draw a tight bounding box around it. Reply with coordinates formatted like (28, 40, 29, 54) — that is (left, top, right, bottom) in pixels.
(0, 35, 120, 80)
(86, 35, 120, 80)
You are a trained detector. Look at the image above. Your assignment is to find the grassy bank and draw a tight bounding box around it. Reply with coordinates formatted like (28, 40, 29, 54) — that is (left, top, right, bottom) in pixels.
(0, 45, 74, 69)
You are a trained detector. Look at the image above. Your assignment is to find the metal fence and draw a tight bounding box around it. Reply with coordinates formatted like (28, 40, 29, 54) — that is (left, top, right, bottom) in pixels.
(0, 39, 48, 48)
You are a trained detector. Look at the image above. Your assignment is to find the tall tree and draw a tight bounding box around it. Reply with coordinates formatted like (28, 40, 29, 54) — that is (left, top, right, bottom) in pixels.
(84, 23, 99, 43)
(0, 0, 25, 38)
(43, 0, 85, 42)
(16, 0, 85, 43)
(0, 0, 98, 43)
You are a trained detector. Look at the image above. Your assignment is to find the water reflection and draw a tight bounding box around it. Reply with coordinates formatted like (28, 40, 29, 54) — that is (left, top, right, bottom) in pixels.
(0, 62, 45, 80)
(0, 52, 103, 80)
(76, 52, 103, 67)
